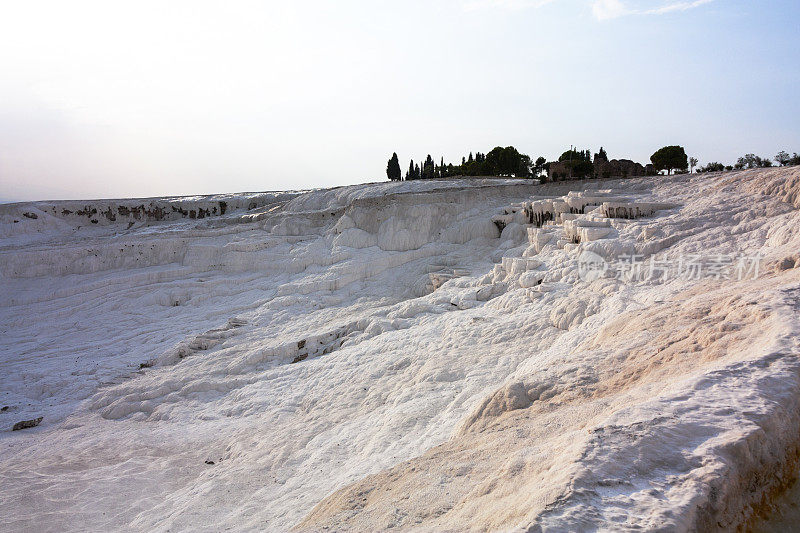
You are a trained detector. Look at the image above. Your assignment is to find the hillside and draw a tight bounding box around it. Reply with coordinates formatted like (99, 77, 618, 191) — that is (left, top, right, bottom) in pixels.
(2, 169, 800, 531)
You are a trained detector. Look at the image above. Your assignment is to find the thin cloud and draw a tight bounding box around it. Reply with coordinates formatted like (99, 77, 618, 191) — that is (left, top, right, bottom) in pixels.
(593, 0, 631, 20)
(643, 0, 713, 15)
(592, 0, 713, 20)
(462, 0, 555, 10)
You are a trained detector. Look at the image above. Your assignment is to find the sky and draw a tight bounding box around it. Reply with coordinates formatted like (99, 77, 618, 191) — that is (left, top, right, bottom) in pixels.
(0, 0, 798, 201)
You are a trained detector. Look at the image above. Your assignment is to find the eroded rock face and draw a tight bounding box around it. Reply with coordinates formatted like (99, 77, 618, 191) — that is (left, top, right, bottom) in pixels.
(0, 192, 299, 242)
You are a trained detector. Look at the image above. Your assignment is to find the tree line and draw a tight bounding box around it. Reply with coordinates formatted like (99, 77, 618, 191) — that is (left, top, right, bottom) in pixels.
(695, 151, 800, 173)
(386, 146, 800, 181)
(387, 145, 678, 181)
(648, 147, 800, 174)
(386, 146, 545, 181)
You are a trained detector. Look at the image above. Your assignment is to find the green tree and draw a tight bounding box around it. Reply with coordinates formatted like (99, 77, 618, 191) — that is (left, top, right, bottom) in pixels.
(737, 154, 774, 169)
(776, 151, 791, 166)
(650, 146, 688, 175)
(519, 154, 533, 178)
(406, 159, 415, 180)
(534, 156, 546, 177)
(699, 162, 724, 173)
(689, 157, 698, 173)
(422, 155, 435, 179)
(557, 148, 593, 178)
(484, 146, 532, 177)
(559, 149, 591, 163)
(386, 153, 402, 181)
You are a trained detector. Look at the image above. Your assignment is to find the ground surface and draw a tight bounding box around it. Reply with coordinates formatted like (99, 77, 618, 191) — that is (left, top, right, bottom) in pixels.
(2, 170, 800, 531)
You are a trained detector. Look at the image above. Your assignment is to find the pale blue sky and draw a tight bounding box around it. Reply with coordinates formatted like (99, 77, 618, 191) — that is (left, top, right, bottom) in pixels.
(0, 0, 798, 201)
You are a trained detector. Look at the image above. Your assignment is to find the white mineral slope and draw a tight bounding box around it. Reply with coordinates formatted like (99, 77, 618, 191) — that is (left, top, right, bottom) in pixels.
(1, 171, 800, 531)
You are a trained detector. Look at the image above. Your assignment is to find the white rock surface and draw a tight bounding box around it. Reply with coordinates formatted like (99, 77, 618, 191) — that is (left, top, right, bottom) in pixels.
(1, 170, 800, 532)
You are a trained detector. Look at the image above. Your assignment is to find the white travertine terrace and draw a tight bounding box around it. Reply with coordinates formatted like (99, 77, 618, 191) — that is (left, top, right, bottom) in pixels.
(2, 169, 800, 531)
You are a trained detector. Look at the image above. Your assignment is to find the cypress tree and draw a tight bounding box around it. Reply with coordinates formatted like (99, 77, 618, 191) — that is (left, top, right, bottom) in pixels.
(422, 154, 434, 179)
(386, 153, 402, 181)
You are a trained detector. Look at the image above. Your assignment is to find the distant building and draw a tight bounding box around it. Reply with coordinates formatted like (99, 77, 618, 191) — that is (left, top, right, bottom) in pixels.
(593, 158, 645, 179)
(547, 161, 573, 181)
(548, 158, 646, 181)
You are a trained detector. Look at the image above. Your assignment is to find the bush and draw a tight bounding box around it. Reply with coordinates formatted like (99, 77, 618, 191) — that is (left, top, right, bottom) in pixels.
(700, 162, 725, 173)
